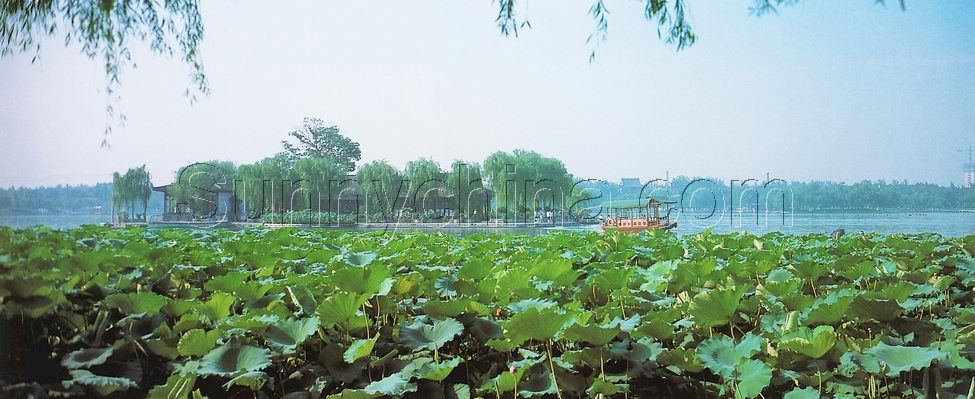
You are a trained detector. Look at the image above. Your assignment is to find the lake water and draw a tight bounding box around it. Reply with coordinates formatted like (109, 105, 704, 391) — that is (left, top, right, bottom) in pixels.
(0, 211, 972, 236)
(0, 214, 111, 229)
(665, 210, 974, 237)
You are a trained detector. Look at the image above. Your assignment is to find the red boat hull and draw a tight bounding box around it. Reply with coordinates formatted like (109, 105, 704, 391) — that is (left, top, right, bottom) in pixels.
(602, 221, 676, 233)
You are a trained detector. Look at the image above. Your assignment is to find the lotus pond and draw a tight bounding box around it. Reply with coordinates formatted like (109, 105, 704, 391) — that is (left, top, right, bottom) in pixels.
(1, 226, 975, 398)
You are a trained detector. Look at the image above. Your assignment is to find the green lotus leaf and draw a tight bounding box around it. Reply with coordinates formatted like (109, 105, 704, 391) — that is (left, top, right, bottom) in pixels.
(343, 336, 377, 363)
(203, 271, 250, 294)
(565, 323, 619, 346)
(587, 379, 629, 397)
(789, 260, 828, 282)
(408, 357, 462, 381)
(391, 277, 419, 296)
(342, 251, 377, 267)
(320, 344, 368, 384)
(458, 258, 494, 281)
(326, 389, 380, 399)
(62, 346, 114, 369)
(783, 386, 820, 399)
(780, 293, 816, 312)
(863, 342, 946, 376)
(735, 359, 772, 398)
(480, 369, 522, 393)
(506, 298, 557, 313)
(698, 334, 763, 379)
(778, 326, 836, 358)
(330, 264, 393, 298)
(287, 285, 318, 316)
(635, 318, 676, 341)
(265, 317, 320, 352)
(939, 336, 975, 370)
(530, 258, 580, 287)
(658, 348, 705, 373)
(66, 369, 138, 396)
(3, 277, 53, 298)
(590, 267, 636, 295)
(363, 372, 417, 396)
(104, 292, 168, 315)
(197, 292, 236, 322)
(435, 274, 459, 298)
(497, 268, 537, 297)
(760, 276, 803, 298)
(3, 294, 60, 318)
(486, 336, 527, 352)
(178, 329, 222, 357)
(146, 338, 179, 360)
(198, 343, 272, 377)
(451, 383, 471, 399)
(463, 315, 503, 341)
(802, 290, 855, 326)
(689, 286, 745, 328)
(603, 315, 641, 332)
(698, 337, 739, 379)
(506, 307, 575, 341)
(519, 361, 558, 397)
(424, 298, 472, 317)
(669, 259, 716, 293)
(222, 370, 268, 391)
(848, 298, 901, 322)
(400, 317, 464, 351)
(235, 281, 273, 302)
(147, 373, 197, 399)
(318, 292, 367, 328)
(636, 260, 678, 293)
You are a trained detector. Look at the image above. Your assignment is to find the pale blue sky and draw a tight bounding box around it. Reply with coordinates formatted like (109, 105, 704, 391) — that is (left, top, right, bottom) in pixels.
(0, 1, 973, 187)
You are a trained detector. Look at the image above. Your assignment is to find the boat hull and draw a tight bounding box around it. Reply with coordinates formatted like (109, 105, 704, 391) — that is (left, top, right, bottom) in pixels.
(602, 222, 677, 233)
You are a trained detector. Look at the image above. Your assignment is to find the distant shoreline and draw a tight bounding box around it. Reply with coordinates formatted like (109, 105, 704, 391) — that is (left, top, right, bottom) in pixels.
(2, 208, 974, 218)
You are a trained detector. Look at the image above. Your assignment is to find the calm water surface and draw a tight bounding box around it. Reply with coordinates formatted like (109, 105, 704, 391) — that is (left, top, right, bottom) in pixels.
(668, 210, 974, 236)
(0, 211, 972, 236)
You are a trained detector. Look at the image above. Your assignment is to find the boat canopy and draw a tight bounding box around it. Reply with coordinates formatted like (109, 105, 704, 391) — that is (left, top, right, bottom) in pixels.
(601, 198, 676, 209)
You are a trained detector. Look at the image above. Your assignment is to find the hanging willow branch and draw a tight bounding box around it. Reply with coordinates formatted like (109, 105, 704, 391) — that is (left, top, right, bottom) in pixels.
(1, 0, 208, 145)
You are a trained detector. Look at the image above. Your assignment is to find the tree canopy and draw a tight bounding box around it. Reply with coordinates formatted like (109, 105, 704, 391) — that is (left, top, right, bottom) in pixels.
(281, 118, 361, 172)
(111, 165, 152, 220)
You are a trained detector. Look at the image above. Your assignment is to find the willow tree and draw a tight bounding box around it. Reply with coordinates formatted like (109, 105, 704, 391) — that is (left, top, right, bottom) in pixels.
(111, 165, 152, 221)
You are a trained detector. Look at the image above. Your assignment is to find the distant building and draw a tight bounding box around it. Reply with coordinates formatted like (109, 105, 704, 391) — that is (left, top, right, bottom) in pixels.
(965, 163, 974, 188)
(619, 178, 643, 198)
(152, 182, 246, 222)
(620, 178, 642, 188)
(962, 146, 974, 188)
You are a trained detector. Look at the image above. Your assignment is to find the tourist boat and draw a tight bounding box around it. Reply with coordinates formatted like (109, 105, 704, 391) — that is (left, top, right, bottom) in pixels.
(602, 197, 677, 233)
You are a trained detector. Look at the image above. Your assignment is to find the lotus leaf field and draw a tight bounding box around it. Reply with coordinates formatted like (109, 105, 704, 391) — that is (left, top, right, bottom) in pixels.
(2, 226, 975, 398)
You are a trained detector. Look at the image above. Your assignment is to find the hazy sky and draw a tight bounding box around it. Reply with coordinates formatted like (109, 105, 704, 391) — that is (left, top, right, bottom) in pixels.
(1, 1, 973, 188)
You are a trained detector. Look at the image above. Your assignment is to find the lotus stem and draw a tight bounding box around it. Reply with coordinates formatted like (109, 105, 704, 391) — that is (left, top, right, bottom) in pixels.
(546, 340, 564, 399)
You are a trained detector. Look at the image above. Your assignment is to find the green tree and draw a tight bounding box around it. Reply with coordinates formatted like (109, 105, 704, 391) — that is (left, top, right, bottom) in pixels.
(111, 165, 152, 221)
(446, 160, 488, 219)
(404, 158, 446, 211)
(166, 161, 237, 218)
(483, 150, 574, 214)
(281, 118, 361, 172)
(236, 155, 297, 217)
(356, 160, 403, 216)
(295, 157, 345, 211)
(403, 158, 447, 198)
